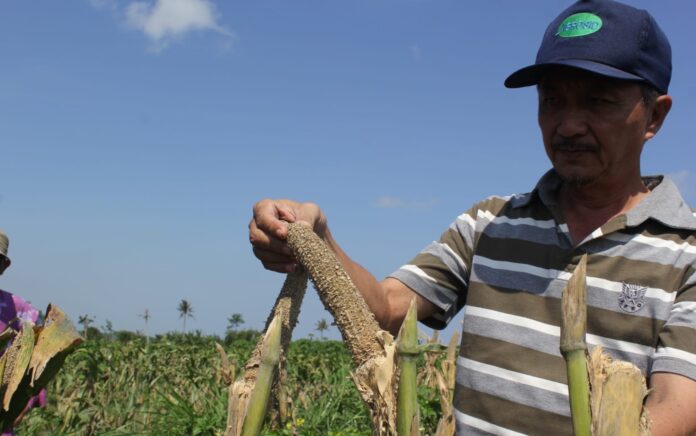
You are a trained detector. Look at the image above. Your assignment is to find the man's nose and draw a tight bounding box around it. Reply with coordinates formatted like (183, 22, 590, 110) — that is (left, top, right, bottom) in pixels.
(556, 106, 590, 138)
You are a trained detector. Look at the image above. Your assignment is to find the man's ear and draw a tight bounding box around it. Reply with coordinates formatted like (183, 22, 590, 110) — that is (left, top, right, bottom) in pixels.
(645, 95, 672, 141)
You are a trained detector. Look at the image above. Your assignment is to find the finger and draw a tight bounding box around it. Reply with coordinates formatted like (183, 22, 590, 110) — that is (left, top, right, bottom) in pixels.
(253, 200, 291, 240)
(252, 246, 295, 264)
(249, 219, 293, 255)
(275, 203, 298, 224)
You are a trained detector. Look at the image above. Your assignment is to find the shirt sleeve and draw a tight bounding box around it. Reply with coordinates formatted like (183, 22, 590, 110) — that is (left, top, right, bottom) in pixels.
(651, 266, 696, 381)
(388, 204, 479, 329)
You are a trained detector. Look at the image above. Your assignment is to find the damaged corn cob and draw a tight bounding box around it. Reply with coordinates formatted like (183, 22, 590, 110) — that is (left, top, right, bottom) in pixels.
(286, 222, 399, 435)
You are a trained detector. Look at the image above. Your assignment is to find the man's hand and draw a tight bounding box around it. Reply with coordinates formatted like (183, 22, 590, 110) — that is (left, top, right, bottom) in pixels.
(645, 372, 696, 435)
(248, 198, 439, 334)
(249, 199, 326, 273)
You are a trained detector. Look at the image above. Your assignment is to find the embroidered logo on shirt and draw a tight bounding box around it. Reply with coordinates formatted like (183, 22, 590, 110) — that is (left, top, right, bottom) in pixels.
(618, 282, 647, 313)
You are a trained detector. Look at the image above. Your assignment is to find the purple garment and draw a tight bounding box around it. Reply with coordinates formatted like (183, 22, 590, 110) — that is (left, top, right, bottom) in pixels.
(0, 289, 40, 332)
(0, 289, 47, 434)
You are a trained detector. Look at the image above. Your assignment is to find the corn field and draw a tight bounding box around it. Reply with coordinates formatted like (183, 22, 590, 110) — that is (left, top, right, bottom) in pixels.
(14, 231, 649, 435)
(17, 332, 448, 435)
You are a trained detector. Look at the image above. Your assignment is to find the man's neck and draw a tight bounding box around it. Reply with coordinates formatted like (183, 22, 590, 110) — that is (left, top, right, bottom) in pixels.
(559, 176, 649, 245)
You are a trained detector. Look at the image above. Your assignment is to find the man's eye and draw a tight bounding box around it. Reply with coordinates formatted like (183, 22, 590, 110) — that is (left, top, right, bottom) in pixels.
(589, 96, 615, 105)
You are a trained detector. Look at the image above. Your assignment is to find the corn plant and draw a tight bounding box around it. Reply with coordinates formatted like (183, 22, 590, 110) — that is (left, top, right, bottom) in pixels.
(561, 255, 651, 435)
(560, 255, 592, 436)
(225, 269, 308, 436)
(396, 299, 419, 435)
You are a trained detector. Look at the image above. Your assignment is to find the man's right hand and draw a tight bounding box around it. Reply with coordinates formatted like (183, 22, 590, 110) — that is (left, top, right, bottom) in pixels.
(248, 199, 327, 273)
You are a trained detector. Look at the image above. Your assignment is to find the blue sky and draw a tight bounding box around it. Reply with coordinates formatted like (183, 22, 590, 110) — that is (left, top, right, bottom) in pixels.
(1, 1, 694, 340)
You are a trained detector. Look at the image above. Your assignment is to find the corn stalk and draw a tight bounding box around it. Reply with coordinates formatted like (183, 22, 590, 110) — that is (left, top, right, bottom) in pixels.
(241, 315, 282, 436)
(224, 269, 308, 436)
(560, 255, 652, 435)
(560, 255, 591, 436)
(396, 298, 419, 436)
(286, 222, 398, 435)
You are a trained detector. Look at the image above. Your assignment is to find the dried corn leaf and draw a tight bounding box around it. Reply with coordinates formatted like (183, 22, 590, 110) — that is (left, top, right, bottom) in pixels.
(375, 333, 396, 397)
(1, 321, 34, 411)
(216, 343, 234, 386)
(434, 369, 455, 436)
(351, 331, 398, 435)
(0, 354, 6, 391)
(28, 305, 83, 389)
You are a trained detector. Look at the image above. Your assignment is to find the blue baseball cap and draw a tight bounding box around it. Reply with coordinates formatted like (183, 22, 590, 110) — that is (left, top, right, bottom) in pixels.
(504, 0, 671, 94)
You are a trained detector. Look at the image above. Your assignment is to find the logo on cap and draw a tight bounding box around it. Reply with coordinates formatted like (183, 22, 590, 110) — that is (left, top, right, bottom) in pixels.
(557, 12, 603, 38)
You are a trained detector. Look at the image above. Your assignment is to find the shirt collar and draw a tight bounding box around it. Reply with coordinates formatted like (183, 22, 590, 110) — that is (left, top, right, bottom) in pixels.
(625, 175, 696, 230)
(511, 170, 696, 231)
(509, 169, 559, 209)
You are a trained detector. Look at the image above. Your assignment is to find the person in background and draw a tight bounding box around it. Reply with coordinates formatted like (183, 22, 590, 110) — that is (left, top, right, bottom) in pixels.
(0, 230, 46, 434)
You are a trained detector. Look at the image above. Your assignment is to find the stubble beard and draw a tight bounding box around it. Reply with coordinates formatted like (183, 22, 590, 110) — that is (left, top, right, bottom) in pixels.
(556, 171, 598, 187)
(551, 140, 601, 188)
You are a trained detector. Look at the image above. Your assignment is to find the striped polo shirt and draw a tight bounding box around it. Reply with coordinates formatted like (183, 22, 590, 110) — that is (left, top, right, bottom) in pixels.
(389, 170, 696, 435)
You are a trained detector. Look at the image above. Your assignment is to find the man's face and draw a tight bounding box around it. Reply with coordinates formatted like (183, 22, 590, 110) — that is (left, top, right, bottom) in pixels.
(537, 69, 655, 187)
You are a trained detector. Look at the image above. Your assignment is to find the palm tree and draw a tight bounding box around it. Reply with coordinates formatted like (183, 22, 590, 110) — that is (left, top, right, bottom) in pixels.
(139, 309, 151, 344)
(315, 318, 329, 339)
(177, 299, 194, 333)
(227, 313, 244, 332)
(78, 314, 95, 339)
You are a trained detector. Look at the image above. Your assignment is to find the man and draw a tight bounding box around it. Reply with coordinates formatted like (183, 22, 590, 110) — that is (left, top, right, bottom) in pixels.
(0, 230, 46, 434)
(249, 1, 696, 434)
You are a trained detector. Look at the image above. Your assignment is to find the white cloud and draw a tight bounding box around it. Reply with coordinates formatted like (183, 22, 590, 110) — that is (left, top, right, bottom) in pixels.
(90, 0, 232, 51)
(374, 196, 439, 210)
(125, 0, 233, 51)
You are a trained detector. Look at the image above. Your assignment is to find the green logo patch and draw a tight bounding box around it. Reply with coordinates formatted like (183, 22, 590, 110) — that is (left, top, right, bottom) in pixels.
(557, 12, 603, 37)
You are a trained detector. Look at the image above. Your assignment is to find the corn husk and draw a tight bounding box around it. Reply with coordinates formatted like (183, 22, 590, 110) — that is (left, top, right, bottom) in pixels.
(588, 346, 650, 436)
(225, 269, 308, 436)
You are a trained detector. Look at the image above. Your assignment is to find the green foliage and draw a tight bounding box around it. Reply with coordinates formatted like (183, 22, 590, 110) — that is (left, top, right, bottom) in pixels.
(223, 329, 261, 346)
(18, 334, 445, 434)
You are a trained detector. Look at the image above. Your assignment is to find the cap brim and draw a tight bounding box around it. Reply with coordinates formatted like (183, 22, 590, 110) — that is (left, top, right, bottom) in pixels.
(504, 59, 646, 88)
